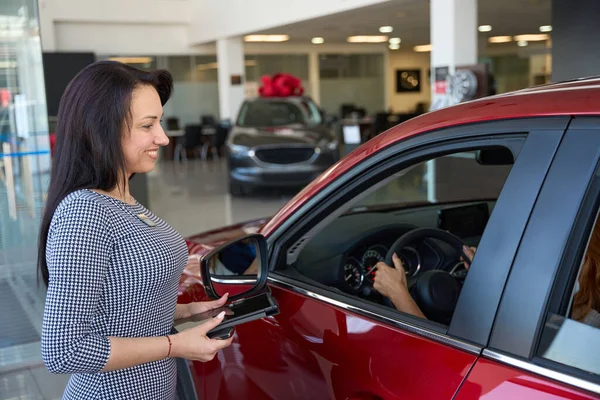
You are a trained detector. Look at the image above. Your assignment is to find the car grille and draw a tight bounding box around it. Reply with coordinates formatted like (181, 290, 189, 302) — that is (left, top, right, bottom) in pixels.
(254, 147, 315, 164)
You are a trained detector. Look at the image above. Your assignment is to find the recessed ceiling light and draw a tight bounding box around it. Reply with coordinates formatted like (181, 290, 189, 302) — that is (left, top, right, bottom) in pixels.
(379, 26, 394, 33)
(514, 34, 549, 42)
(311, 37, 324, 44)
(478, 25, 492, 32)
(244, 34, 289, 42)
(389, 37, 401, 44)
(389, 43, 400, 50)
(347, 35, 389, 43)
(488, 36, 513, 43)
(517, 40, 528, 47)
(539, 25, 552, 32)
(108, 57, 153, 64)
(413, 44, 432, 52)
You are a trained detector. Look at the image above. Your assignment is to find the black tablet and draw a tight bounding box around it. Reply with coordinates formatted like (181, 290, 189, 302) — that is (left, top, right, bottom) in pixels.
(174, 292, 279, 339)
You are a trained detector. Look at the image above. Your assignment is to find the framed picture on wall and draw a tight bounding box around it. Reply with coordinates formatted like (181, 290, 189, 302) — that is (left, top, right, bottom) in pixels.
(396, 69, 421, 93)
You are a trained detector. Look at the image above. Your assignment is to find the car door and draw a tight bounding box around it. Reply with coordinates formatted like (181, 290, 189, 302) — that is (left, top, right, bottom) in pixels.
(456, 118, 600, 399)
(200, 118, 568, 400)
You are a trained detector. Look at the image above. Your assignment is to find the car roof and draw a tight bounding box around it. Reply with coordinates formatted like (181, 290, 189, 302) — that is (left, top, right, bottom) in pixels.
(260, 77, 600, 236)
(245, 96, 312, 103)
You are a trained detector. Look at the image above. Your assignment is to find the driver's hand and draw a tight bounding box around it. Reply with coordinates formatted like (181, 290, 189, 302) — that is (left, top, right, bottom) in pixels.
(373, 253, 408, 298)
(461, 246, 477, 269)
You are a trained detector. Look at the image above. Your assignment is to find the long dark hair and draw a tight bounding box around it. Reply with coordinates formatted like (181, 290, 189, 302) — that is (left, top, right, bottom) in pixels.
(38, 61, 173, 286)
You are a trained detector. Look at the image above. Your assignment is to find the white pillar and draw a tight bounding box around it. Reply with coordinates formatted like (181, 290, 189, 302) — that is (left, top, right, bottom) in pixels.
(428, 0, 477, 202)
(430, 0, 477, 106)
(38, 0, 57, 51)
(216, 37, 245, 121)
(308, 51, 320, 105)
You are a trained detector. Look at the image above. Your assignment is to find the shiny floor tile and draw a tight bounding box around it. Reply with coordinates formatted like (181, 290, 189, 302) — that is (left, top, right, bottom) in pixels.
(148, 159, 294, 237)
(29, 367, 69, 400)
(0, 369, 44, 400)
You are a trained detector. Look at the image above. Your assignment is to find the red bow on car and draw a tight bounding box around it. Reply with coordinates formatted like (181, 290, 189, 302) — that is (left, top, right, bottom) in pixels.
(258, 73, 304, 97)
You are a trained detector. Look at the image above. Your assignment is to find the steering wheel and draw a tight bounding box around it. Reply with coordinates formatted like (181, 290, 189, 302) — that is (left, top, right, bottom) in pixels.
(383, 228, 471, 323)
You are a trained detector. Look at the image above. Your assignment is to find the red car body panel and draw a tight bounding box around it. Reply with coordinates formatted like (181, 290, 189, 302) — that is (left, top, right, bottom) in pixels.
(200, 285, 476, 400)
(455, 359, 598, 399)
(178, 79, 600, 399)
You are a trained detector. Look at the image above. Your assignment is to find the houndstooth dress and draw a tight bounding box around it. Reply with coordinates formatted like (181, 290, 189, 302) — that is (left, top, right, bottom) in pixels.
(41, 189, 188, 400)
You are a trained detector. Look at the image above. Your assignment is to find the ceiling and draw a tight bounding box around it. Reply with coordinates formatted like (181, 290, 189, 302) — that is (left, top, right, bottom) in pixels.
(256, 0, 551, 46)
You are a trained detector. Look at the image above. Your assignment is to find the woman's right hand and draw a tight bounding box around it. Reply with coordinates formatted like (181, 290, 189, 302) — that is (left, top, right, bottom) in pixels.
(170, 312, 234, 362)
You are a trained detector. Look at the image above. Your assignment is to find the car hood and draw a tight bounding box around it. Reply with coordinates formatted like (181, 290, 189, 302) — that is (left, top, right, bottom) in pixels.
(230, 125, 334, 147)
(185, 217, 269, 254)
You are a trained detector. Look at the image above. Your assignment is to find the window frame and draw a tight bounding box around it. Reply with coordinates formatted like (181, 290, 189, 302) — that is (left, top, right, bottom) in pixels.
(265, 117, 569, 348)
(487, 117, 600, 394)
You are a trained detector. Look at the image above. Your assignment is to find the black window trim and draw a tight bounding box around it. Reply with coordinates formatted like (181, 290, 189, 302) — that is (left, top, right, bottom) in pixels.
(265, 116, 570, 349)
(489, 117, 600, 394)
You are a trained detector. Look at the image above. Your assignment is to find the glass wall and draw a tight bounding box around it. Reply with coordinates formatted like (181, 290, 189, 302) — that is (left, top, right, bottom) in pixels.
(485, 54, 531, 94)
(159, 55, 220, 127)
(0, 0, 51, 372)
(319, 54, 385, 116)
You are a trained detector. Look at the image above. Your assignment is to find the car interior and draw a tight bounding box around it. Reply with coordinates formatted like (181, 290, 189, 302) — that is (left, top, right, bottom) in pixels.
(280, 147, 515, 325)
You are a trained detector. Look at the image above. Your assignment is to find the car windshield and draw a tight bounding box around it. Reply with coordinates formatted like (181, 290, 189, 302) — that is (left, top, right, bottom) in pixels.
(237, 101, 306, 127)
(299, 100, 323, 125)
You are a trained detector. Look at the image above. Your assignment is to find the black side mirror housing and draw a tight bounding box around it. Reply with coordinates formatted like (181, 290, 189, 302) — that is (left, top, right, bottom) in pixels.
(199, 233, 268, 301)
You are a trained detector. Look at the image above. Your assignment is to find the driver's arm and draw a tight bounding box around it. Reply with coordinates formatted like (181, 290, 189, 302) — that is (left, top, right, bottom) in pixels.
(373, 254, 426, 319)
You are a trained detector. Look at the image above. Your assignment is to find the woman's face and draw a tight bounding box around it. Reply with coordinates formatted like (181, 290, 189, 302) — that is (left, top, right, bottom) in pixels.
(122, 85, 169, 176)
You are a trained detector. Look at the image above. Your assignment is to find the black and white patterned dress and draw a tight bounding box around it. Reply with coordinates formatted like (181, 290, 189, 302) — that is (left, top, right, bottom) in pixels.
(41, 189, 188, 400)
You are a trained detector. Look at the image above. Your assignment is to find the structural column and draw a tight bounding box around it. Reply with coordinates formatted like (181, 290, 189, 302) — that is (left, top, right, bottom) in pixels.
(428, 0, 477, 202)
(308, 51, 321, 105)
(552, 0, 600, 81)
(216, 37, 245, 121)
(430, 0, 478, 108)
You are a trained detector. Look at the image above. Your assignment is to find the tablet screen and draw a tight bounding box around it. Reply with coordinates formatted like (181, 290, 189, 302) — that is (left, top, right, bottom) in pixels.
(175, 293, 273, 327)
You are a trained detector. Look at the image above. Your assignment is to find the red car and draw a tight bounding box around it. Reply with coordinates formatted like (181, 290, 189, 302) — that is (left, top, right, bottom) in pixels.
(178, 78, 600, 399)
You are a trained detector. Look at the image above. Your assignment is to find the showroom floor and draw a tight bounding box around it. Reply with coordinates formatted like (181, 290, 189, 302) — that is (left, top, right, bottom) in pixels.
(0, 159, 293, 400)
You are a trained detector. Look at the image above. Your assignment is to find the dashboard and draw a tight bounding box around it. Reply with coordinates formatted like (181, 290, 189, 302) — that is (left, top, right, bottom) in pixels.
(291, 202, 493, 303)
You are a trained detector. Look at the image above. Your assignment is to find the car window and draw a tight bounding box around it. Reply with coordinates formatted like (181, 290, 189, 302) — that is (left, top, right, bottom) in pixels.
(237, 101, 306, 127)
(285, 145, 516, 326)
(355, 151, 511, 209)
(536, 210, 600, 377)
(300, 100, 323, 125)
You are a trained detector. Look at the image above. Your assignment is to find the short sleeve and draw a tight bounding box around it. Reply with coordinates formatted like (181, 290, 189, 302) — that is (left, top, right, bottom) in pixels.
(41, 196, 113, 374)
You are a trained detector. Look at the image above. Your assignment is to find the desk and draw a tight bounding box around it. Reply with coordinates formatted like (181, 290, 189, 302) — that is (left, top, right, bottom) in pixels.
(164, 130, 184, 160)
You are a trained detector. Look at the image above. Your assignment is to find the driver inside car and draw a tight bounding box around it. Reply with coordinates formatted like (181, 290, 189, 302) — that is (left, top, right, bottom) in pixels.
(375, 219, 600, 327)
(372, 246, 476, 319)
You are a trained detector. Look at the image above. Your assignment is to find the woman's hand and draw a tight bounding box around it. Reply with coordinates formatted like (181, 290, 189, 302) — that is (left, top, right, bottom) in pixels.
(170, 312, 234, 361)
(373, 253, 408, 298)
(187, 293, 229, 317)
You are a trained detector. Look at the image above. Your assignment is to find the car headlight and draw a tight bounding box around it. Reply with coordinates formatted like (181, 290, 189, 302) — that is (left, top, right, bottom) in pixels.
(318, 139, 338, 152)
(323, 140, 338, 151)
(227, 144, 250, 155)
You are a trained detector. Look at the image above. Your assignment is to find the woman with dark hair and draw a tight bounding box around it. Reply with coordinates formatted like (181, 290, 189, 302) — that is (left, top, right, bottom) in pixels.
(39, 61, 233, 399)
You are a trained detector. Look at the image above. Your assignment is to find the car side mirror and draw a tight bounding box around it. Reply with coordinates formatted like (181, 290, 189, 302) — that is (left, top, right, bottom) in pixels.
(199, 233, 268, 301)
